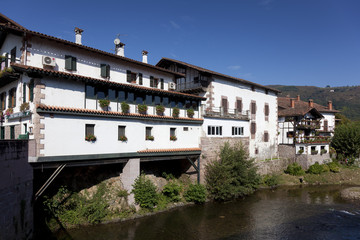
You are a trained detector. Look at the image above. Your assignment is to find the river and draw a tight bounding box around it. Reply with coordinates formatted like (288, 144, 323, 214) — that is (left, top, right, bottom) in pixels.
(55, 185, 360, 240)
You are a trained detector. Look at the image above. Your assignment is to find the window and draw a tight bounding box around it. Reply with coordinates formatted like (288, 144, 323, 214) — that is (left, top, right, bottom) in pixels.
(251, 101, 256, 115)
(127, 70, 136, 83)
(160, 79, 164, 89)
(145, 95, 153, 105)
(0, 92, 6, 110)
(29, 80, 34, 102)
(127, 92, 134, 103)
(232, 127, 244, 136)
(264, 103, 269, 121)
(138, 73, 143, 85)
(150, 76, 159, 88)
(10, 126, 15, 139)
(65, 55, 77, 71)
(135, 93, 145, 104)
(250, 122, 256, 139)
(100, 64, 110, 78)
(85, 85, 95, 98)
(324, 120, 328, 132)
(108, 89, 117, 101)
(118, 90, 126, 102)
(0, 126, 4, 139)
(183, 127, 188, 131)
(96, 86, 107, 100)
(236, 99, 242, 113)
(23, 83, 26, 103)
(170, 128, 176, 140)
(163, 97, 169, 107)
(118, 126, 126, 140)
(10, 47, 16, 63)
(154, 96, 161, 105)
(85, 124, 95, 136)
(264, 131, 269, 142)
(207, 126, 222, 136)
(146, 127, 153, 140)
(286, 131, 294, 138)
(9, 88, 16, 108)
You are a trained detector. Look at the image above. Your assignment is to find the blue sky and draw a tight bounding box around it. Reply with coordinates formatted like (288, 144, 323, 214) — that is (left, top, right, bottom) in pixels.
(2, 0, 360, 87)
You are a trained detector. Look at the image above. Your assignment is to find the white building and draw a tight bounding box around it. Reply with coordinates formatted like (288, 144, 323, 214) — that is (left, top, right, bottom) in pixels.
(156, 58, 280, 162)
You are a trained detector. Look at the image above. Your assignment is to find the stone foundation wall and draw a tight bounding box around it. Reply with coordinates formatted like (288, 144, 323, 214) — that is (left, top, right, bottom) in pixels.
(0, 140, 33, 240)
(256, 158, 295, 175)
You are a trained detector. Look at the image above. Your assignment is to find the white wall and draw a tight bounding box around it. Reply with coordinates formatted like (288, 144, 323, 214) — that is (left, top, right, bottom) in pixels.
(203, 117, 249, 137)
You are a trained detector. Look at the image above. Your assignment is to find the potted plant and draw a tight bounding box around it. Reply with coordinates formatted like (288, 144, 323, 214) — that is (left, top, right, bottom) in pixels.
(5, 108, 13, 117)
(311, 150, 318, 155)
(20, 102, 30, 112)
(172, 107, 179, 118)
(119, 135, 128, 142)
(85, 134, 97, 142)
(121, 102, 130, 113)
(321, 149, 327, 155)
(170, 136, 177, 141)
(298, 149, 304, 154)
(138, 104, 147, 114)
(187, 108, 194, 118)
(99, 99, 110, 110)
(156, 105, 165, 115)
(146, 135, 154, 141)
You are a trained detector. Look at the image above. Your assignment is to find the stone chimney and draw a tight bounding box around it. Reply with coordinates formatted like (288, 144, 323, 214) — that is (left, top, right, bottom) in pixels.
(297, 95, 300, 101)
(142, 50, 148, 64)
(74, 27, 83, 45)
(328, 100, 333, 110)
(290, 98, 295, 108)
(115, 42, 125, 57)
(308, 99, 314, 108)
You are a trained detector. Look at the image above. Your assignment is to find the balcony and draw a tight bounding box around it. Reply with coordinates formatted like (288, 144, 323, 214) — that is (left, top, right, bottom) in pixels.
(295, 136, 331, 144)
(202, 106, 249, 120)
(296, 119, 321, 130)
(176, 78, 209, 93)
(0, 57, 20, 87)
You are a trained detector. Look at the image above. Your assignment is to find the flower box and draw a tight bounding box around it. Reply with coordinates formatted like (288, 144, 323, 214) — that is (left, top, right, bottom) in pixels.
(85, 134, 97, 142)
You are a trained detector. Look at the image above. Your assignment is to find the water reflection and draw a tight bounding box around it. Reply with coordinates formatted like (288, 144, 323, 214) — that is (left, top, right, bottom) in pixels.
(56, 185, 360, 240)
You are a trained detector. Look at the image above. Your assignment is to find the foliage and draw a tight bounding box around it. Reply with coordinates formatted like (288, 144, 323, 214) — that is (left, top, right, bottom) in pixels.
(5, 108, 13, 116)
(187, 108, 194, 118)
(162, 181, 182, 202)
(321, 149, 327, 155)
(156, 105, 165, 115)
(98, 99, 110, 108)
(172, 107, 180, 118)
(331, 122, 360, 160)
(297, 149, 304, 154)
(327, 161, 340, 173)
(284, 163, 305, 176)
(170, 136, 177, 141)
(118, 135, 128, 142)
(121, 102, 129, 113)
(20, 102, 29, 112)
(307, 162, 330, 174)
(205, 142, 260, 201)
(146, 135, 154, 141)
(263, 174, 279, 188)
(335, 113, 351, 126)
(132, 174, 158, 209)
(85, 134, 96, 142)
(162, 172, 175, 180)
(117, 189, 129, 198)
(311, 150, 318, 155)
(184, 184, 207, 204)
(138, 104, 148, 114)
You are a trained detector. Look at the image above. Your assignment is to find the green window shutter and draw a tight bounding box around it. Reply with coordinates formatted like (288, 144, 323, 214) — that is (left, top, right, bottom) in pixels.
(72, 57, 77, 71)
(126, 70, 131, 83)
(0, 127, 4, 139)
(160, 79, 164, 89)
(150, 76, 154, 87)
(65, 55, 72, 70)
(101, 64, 107, 77)
(10, 126, 15, 139)
(10, 47, 16, 63)
(29, 80, 34, 102)
(106, 65, 110, 78)
(138, 73, 143, 85)
(23, 83, 26, 103)
(5, 53, 8, 68)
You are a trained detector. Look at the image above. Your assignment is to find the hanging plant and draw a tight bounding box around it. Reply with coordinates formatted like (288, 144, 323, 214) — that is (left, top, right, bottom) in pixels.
(156, 105, 165, 115)
(138, 104, 148, 114)
(5, 108, 13, 116)
(146, 135, 154, 141)
(121, 102, 130, 113)
(172, 107, 179, 118)
(119, 135, 128, 142)
(187, 108, 194, 118)
(170, 136, 177, 141)
(85, 134, 97, 142)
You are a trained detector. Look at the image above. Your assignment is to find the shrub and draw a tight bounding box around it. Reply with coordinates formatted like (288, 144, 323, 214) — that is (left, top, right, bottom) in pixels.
(284, 163, 305, 176)
(99, 99, 110, 108)
(184, 184, 207, 204)
(263, 174, 279, 188)
(132, 174, 158, 209)
(327, 161, 340, 173)
(172, 107, 180, 118)
(205, 142, 260, 201)
(162, 181, 182, 202)
(156, 105, 165, 115)
(187, 108, 194, 118)
(321, 149, 327, 155)
(117, 189, 129, 198)
(121, 102, 130, 113)
(307, 162, 329, 174)
(138, 104, 148, 114)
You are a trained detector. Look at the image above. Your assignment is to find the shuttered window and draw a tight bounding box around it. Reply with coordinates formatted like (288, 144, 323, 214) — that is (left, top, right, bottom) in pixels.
(251, 102, 256, 115)
(65, 55, 77, 71)
(138, 73, 143, 85)
(236, 99, 242, 113)
(265, 104, 269, 116)
(100, 64, 110, 78)
(9, 88, 16, 108)
(0, 92, 5, 110)
(250, 122, 256, 139)
(118, 126, 126, 140)
(85, 124, 95, 136)
(29, 80, 34, 102)
(264, 132, 269, 142)
(23, 83, 26, 103)
(10, 47, 16, 63)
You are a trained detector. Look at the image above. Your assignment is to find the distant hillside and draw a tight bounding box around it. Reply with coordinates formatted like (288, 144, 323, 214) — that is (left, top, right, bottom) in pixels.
(268, 85, 360, 121)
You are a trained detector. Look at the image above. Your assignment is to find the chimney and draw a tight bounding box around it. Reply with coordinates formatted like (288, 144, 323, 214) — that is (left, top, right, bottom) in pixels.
(308, 99, 314, 108)
(297, 95, 300, 101)
(115, 42, 125, 57)
(290, 98, 295, 108)
(74, 27, 83, 45)
(328, 100, 333, 110)
(142, 50, 148, 64)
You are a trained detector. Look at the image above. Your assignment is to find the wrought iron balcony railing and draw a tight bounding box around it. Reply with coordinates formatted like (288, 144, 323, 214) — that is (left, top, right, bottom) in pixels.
(202, 106, 249, 120)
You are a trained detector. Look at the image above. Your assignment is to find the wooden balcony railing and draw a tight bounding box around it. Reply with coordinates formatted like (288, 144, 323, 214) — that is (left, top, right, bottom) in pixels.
(295, 136, 331, 144)
(202, 106, 249, 120)
(296, 119, 321, 129)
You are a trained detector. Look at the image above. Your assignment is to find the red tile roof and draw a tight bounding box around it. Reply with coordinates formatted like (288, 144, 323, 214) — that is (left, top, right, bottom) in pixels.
(278, 97, 339, 117)
(36, 104, 203, 122)
(157, 58, 281, 93)
(138, 148, 201, 153)
(11, 63, 205, 100)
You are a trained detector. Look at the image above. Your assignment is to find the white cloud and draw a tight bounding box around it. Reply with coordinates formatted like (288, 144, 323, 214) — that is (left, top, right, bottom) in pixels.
(170, 21, 180, 29)
(227, 65, 242, 70)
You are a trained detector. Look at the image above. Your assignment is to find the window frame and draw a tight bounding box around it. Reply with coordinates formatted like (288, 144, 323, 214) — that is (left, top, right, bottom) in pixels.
(118, 126, 126, 140)
(207, 125, 223, 136)
(100, 64, 110, 78)
(65, 55, 77, 71)
(85, 124, 95, 137)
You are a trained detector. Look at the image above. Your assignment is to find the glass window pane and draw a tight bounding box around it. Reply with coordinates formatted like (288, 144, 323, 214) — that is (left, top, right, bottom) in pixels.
(146, 95, 153, 105)
(127, 92, 134, 103)
(135, 94, 144, 104)
(163, 97, 169, 107)
(154, 96, 161, 105)
(118, 90, 126, 102)
(108, 89, 116, 101)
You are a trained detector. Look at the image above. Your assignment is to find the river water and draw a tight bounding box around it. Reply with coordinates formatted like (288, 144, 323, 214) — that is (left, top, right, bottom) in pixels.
(55, 185, 360, 240)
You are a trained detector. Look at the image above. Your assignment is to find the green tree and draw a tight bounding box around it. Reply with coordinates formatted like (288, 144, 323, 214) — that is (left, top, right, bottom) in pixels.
(132, 174, 158, 209)
(331, 122, 360, 159)
(205, 142, 260, 201)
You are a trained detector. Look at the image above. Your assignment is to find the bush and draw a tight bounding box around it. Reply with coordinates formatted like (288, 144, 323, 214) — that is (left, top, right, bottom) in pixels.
(263, 174, 279, 188)
(307, 162, 329, 174)
(205, 142, 260, 201)
(138, 104, 148, 114)
(132, 174, 158, 209)
(121, 102, 130, 113)
(99, 99, 110, 108)
(172, 107, 180, 118)
(327, 162, 340, 173)
(184, 184, 207, 204)
(284, 163, 305, 176)
(156, 105, 165, 115)
(187, 108, 194, 118)
(162, 181, 182, 202)
(331, 122, 360, 161)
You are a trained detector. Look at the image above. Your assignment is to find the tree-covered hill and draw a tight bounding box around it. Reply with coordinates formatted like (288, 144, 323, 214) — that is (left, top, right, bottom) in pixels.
(268, 85, 360, 121)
